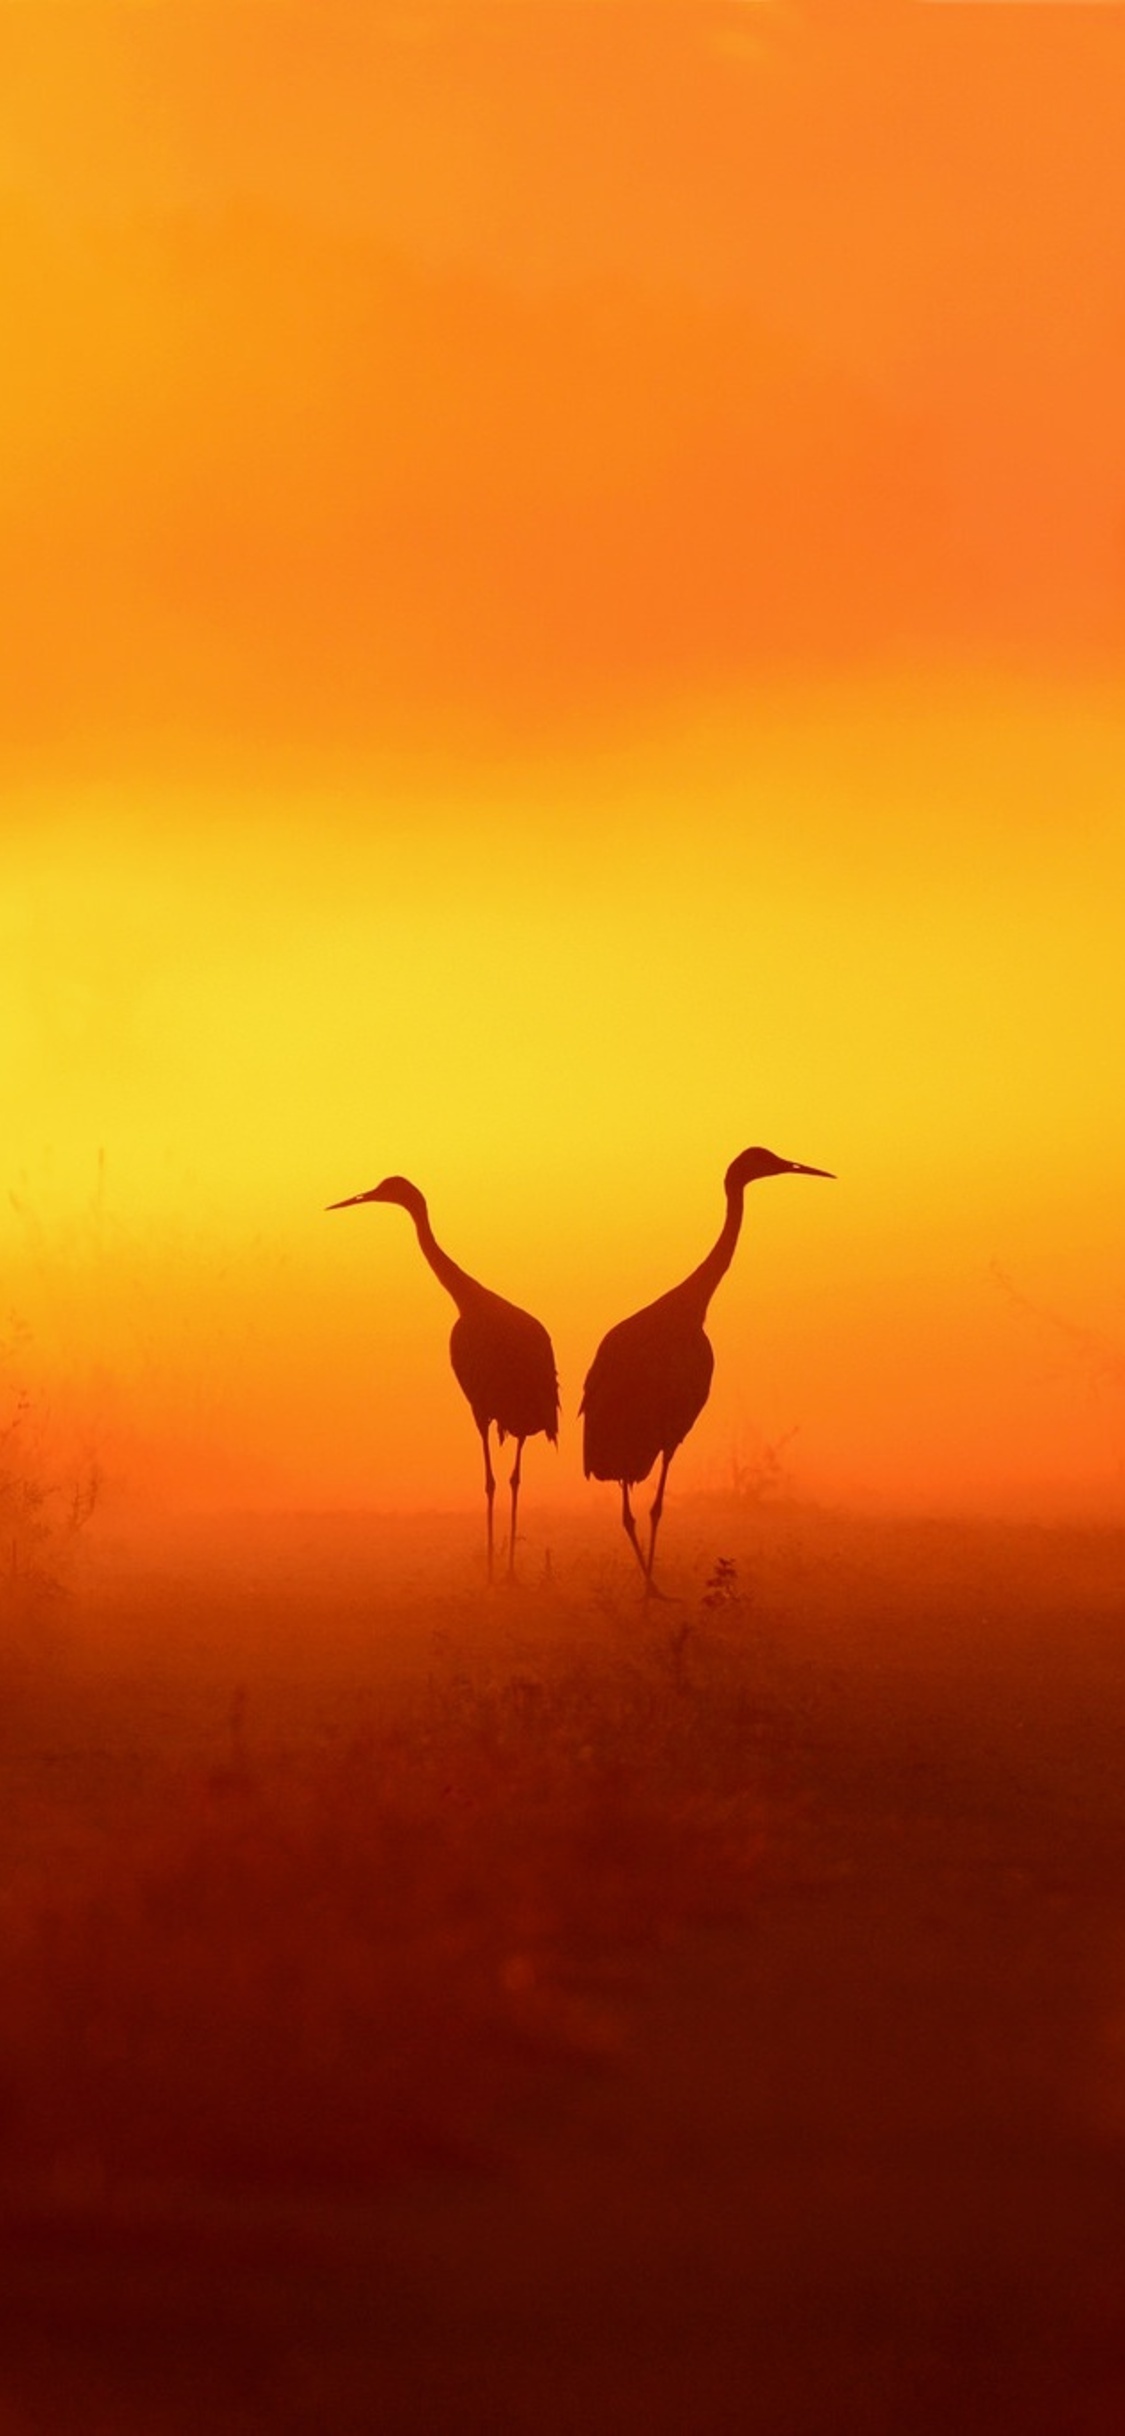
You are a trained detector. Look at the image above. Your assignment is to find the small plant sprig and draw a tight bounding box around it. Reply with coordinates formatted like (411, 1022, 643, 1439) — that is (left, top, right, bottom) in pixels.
(702, 1556, 741, 1610)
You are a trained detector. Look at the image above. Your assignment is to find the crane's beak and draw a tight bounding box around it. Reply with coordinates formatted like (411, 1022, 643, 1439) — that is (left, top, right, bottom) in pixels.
(326, 1190, 378, 1210)
(789, 1162, 835, 1178)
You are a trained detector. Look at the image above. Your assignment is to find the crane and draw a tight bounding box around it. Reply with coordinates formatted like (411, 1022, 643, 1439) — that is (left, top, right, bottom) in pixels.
(581, 1146, 833, 1595)
(327, 1176, 559, 1582)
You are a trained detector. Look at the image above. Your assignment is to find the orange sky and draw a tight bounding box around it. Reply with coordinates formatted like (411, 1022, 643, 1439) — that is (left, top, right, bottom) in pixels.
(4, 2, 1125, 1522)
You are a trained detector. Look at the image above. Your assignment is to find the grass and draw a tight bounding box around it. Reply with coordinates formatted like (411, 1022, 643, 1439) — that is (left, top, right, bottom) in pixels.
(5, 1503, 1125, 2434)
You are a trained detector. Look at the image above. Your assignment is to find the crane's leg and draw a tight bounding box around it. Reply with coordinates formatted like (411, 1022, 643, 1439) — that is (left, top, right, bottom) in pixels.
(507, 1437, 525, 1582)
(480, 1424, 497, 1584)
(620, 1481, 649, 1582)
(644, 1451, 673, 1597)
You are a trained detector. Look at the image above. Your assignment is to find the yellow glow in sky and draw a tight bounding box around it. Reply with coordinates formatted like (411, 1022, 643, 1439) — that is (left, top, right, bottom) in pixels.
(5, 678, 1124, 1518)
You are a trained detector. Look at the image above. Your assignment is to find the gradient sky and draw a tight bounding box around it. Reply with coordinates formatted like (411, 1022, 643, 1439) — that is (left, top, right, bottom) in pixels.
(4, 2, 1125, 1519)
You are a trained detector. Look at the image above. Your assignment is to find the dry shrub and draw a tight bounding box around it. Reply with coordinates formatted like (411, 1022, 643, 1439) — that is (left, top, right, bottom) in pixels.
(0, 1324, 100, 1628)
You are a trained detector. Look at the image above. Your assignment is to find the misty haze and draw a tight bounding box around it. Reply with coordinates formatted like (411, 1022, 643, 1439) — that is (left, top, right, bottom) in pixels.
(6, 0, 1125, 2427)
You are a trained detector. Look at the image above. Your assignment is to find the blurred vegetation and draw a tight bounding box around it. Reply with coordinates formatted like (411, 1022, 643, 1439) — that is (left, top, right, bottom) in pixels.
(0, 1317, 100, 1623)
(0, 1593, 769, 2197)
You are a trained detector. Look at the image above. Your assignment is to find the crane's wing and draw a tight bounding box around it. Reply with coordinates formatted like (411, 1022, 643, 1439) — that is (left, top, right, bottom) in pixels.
(451, 1299, 559, 1444)
(581, 1310, 713, 1484)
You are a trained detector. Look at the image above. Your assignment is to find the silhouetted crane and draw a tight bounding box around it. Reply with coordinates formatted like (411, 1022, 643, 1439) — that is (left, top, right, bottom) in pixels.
(581, 1147, 833, 1595)
(327, 1176, 559, 1582)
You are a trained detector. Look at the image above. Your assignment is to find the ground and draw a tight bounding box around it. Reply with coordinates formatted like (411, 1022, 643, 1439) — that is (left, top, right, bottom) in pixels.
(1, 1504, 1124, 2432)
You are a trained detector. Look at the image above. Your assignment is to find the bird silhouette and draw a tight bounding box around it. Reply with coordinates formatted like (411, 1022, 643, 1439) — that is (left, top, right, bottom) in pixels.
(581, 1147, 834, 1595)
(327, 1176, 559, 1581)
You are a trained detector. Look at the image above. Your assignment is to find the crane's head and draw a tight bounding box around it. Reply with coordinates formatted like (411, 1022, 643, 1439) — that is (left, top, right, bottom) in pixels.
(725, 1146, 835, 1193)
(326, 1174, 427, 1222)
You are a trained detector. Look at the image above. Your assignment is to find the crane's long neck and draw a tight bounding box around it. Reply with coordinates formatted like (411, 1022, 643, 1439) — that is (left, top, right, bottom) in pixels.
(680, 1180, 745, 1317)
(411, 1200, 477, 1313)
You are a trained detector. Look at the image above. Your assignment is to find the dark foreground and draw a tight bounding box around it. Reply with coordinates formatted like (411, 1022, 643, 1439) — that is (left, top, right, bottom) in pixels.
(2, 1505, 1125, 2433)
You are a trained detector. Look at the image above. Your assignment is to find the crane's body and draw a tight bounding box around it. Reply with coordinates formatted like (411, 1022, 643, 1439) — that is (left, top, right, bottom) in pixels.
(582, 1146, 833, 1593)
(581, 1292, 715, 1489)
(328, 1176, 558, 1581)
(448, 1291, 559, 1446)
